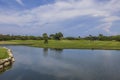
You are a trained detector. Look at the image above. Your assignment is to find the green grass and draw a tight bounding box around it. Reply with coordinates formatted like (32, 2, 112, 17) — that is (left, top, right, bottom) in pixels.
(0, 40, 120, 50)
(0, 47, 9, 59)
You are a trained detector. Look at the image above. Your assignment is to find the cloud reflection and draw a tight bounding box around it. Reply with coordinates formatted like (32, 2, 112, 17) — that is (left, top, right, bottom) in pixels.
(4, 46, 120, 80)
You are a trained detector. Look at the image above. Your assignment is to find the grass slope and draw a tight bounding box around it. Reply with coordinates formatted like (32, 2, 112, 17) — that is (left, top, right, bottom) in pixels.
(0, 40, 120, 50)
(0, 47, 9, 59)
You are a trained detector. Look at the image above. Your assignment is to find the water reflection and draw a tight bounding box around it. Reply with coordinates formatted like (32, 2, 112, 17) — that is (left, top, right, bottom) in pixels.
(0, 46, 120, 80)
(43, 48, 63, 58)
(43, 48, 48, 57)
(50, 48, 63, 54)
(0, 64, 13, 74)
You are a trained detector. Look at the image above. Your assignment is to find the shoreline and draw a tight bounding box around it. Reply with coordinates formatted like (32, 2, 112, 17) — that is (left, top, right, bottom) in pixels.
(0, 47, 15, 69)
(1, 44, 120, 50)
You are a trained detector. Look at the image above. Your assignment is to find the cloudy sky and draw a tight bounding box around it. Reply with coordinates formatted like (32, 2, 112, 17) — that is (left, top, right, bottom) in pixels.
(0, 0, 120, 36)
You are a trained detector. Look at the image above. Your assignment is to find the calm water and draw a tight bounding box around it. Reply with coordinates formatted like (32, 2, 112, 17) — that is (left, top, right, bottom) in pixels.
(0, 46, 120, 80)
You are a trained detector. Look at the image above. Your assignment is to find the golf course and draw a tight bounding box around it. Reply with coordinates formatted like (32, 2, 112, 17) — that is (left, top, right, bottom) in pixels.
(0, 40, 120, 50)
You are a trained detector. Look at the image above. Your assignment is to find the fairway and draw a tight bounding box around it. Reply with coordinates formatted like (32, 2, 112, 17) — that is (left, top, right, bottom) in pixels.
(0, 40, 120, 50)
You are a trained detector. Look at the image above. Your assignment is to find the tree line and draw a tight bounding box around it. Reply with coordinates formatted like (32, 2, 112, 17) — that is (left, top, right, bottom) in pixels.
(65, 34, 120, 41)
(83, 34, 120, 41)
(0, 33, 120, 42)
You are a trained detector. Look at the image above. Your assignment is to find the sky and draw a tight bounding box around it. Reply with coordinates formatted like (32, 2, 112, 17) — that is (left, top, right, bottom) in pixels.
(0, 0, 120, 37)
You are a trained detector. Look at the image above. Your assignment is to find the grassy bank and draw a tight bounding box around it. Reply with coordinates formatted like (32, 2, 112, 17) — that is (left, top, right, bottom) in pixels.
(0, 40, 120, 50)
(0, 47, 9, 59)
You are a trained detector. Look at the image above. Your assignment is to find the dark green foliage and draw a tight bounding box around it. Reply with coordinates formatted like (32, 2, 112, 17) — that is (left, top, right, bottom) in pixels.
(65, 36, 81, 40)
(0, 34, 43, 41)
(49, 34, 55, 39)
(49, 32, 63, 40)
(111, 35, 120, 41)
(0, 33, 120, 41)
(65, 37, 76, 40)
(84, 34, 120, 41)
(42, 33, 48, 44)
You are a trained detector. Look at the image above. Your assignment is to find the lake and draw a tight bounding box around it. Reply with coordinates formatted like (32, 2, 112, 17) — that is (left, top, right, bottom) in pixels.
(0, 45, 120, 80)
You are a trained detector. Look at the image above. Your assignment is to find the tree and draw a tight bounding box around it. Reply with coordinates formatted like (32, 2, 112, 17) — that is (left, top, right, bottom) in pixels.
(98, 34, 104, 40)
(114, 35, 120, 41)
(57, 32, 63, 39)
(49, 34, 55, 39)
(54, 32, 63, 40)
(89, 35, 94, 41)
(42, 33, 48, 44)
(49, 32, 63, 40)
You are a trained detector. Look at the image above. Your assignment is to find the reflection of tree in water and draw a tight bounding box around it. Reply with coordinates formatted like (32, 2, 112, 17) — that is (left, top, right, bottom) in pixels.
(50, 48, 63, 58)
(0, 64, 12, 74)
(43, 48, 48, 57)
(50, 48, 63, 54)
(43, 48, 63, 58)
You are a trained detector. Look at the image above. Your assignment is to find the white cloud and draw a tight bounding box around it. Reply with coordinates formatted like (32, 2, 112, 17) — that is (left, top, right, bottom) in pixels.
(16, 0, 24, 6)
(97, 23, 112, 33)
(0, 0, 120, 35)
(97, 16, 120, 34)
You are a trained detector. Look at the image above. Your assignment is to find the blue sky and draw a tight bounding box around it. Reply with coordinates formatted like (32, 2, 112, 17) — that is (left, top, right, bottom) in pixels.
(0, 0, 120, 37)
